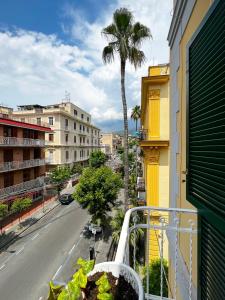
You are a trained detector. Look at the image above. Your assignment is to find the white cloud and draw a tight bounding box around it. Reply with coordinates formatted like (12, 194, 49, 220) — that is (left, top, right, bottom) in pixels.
(0, 0, 172, 131)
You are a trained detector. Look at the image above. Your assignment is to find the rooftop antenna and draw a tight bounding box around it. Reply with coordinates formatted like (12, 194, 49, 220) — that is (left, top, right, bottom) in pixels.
(62, 90, 71, 103)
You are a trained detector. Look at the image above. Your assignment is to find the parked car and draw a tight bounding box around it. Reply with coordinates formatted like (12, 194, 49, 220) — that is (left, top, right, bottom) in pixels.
(88, 223, 103, 234)
(59, 193, 73, 205)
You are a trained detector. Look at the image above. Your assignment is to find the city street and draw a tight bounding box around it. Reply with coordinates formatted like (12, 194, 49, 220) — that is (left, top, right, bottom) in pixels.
(0, 199, 90, 300)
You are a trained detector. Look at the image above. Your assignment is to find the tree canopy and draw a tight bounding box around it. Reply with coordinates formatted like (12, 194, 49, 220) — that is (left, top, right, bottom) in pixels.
(73, 166, 123, 225)
(49, 166, 71, 184)
(89, 150, 107, 168)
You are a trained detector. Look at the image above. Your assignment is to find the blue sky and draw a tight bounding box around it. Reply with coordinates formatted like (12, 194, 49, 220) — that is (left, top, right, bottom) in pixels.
(0, 0, 172, 132)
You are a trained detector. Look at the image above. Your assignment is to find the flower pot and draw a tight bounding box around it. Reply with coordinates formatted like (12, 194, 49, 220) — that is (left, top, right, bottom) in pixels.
(88, 261, 144, 300)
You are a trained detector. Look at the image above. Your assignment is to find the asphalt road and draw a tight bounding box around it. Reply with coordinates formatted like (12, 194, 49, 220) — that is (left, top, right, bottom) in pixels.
(0, 200, 90, 300)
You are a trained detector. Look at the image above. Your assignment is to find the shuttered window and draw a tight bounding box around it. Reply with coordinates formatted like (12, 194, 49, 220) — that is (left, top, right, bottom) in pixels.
(187, 1, 225, 299)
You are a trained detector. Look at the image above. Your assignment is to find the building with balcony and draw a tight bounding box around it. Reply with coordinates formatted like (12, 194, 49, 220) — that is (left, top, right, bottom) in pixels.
(12, 102, 100, 170)
(168, 0, 225, 299)
(0, 107, 51, 202)
(140, 64, 170, 260)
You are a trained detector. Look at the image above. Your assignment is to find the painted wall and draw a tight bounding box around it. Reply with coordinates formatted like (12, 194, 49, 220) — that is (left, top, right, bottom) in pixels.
(168, 0, 213, 299)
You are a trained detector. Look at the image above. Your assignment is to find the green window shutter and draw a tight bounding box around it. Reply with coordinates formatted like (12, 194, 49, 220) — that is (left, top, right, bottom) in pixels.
(187, 1, 225, 299)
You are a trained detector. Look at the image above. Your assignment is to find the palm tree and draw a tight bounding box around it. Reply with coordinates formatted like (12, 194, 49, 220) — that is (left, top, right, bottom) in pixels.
(110, 209, 144, 247)
(102, 8, 151, 210)
(131, 105, 141, 131)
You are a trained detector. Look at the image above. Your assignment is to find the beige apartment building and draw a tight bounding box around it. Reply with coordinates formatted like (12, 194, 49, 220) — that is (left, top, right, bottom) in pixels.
(100, 133, 123, 155)
(13, 102, 100, 170)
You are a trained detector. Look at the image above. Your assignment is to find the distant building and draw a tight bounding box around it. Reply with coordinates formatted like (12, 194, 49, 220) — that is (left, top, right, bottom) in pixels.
(0, 106, 51, 202)
(12, 102, 100, 170)
(100, 133, 123, 155)
(100, 144, 111, 156)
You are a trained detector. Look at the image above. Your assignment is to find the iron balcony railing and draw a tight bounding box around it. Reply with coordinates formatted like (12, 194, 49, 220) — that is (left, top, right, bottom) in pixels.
(139, 129, 148, 141)
(0, 159, 46, 173)
(115, 206, 198, 300)
(0, 176, 45, 199)
(0, 136, 45, 147)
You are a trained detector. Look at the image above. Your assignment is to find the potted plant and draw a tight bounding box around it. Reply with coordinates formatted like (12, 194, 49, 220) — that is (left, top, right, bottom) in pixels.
(48, 259, 143, 300)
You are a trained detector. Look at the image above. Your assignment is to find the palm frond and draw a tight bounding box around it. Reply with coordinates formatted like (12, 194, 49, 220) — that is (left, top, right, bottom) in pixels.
(131, 22, 152, 46)
(113, 8, 133, 34)
(128, 47, 146, 69)
(101, 23, 118, 41)
(102, 45, 115, 64)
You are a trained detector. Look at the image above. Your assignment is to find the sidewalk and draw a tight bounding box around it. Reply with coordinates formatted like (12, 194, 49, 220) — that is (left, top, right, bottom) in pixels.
(0, 185, 76, 247)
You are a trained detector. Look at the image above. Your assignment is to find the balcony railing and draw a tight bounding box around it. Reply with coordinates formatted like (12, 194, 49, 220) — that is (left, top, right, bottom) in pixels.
(115, 206, 197, 300)
(138, 129, 148, 141)
(0, 176, 45, 199)
(0, 159, 46, 173)
(0, 136, 45, 147)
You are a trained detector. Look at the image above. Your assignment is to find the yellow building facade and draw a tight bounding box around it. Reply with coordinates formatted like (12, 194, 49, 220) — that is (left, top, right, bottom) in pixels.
(168, 0, 225, 299)
(140, 64, 170, 259)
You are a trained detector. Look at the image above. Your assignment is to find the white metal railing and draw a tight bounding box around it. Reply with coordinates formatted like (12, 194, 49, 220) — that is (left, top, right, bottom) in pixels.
(0, 176, 45, 199)
(0, 159, 46, 173)
(0, 136, 45, 147)
(115, 206, 198, 300)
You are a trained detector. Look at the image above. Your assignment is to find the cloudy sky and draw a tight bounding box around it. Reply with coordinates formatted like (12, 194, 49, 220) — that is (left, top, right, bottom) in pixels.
(0, 0, 172, 132)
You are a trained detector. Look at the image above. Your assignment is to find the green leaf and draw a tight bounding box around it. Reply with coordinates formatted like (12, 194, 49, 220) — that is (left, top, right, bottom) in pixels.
(97, 292, 114, 300)
(73, 268, 87, 288)
(67, 281, 81, 299)
(76, 257, 94, 274)
(96, 273, 111, 293)
(57, 289, 70, 300)
(47, 281, 63, 300)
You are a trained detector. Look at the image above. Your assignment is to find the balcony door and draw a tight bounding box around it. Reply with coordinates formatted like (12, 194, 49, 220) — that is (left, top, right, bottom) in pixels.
(187, 1, 225, 298)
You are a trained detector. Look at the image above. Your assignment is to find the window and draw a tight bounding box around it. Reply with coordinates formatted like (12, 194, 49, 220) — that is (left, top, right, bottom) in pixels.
(74, 136, 76, 143)
(83, 137, 85, 143)
(87, 127, 89, 133)
(87, 138, 89, 144)
(74, 109, 77, 116)
(83, 125, 85, 132)
(37, 117, 41, 125)
(48, 117, 54, 126)
(66, 151, 69, 160)
(80, 137, 82, 144)
(65, 119, 68, 128)
(81, 113, 84, 119)
(65, 134, 68, 143)
(74, 150, 77, 161)
(80, 124, 82, 131)
(95, 130, 97, 135)
(87, 150, 89, 156)
(87, 117, 89, 122)
(74, 122, 76, 130)
(80, 150, 82, 158)
(20, 118, 25, 122)
(49, 134, 54, 142)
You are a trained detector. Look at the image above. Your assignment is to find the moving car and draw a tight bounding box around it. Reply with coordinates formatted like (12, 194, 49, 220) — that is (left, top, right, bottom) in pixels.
(59, 193, 73, 205)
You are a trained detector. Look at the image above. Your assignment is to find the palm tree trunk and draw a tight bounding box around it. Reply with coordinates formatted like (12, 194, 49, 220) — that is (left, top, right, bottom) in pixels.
(135, 119, 138, 132)
(120, 59, 129, 211)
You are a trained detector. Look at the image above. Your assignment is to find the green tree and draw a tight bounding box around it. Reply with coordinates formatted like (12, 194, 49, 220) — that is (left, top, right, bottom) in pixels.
(73, 166, 123, 225)
(110, 208, 144, 247)
(71, 163, 83, 175)
(131, 105, 141, 131)
(143, 258, 168, 297)
(11, 198, 32, 222)
(89, 150, 107, 168)
(49, 166, 71, 195)
(0, 203, 8, 219)
(102, 8, 151, 210)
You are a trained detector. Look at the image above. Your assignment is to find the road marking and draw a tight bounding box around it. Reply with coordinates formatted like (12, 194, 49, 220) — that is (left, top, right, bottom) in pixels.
(68, 243, 76, 255)
(31, 233, 39, 240)
(52, 265, 62, 280)
(16, 246, 24, 255)
(0, 264, 5, 270)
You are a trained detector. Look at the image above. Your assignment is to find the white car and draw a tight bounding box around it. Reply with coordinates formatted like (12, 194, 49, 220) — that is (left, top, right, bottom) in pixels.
(88, 223, 102, 234)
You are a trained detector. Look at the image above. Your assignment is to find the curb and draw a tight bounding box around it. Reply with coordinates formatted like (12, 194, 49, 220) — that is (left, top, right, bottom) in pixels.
(0, 200, 60, 251)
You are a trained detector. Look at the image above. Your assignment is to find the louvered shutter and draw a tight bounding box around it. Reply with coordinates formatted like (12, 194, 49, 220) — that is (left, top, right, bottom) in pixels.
(187, 0, 225, 299)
